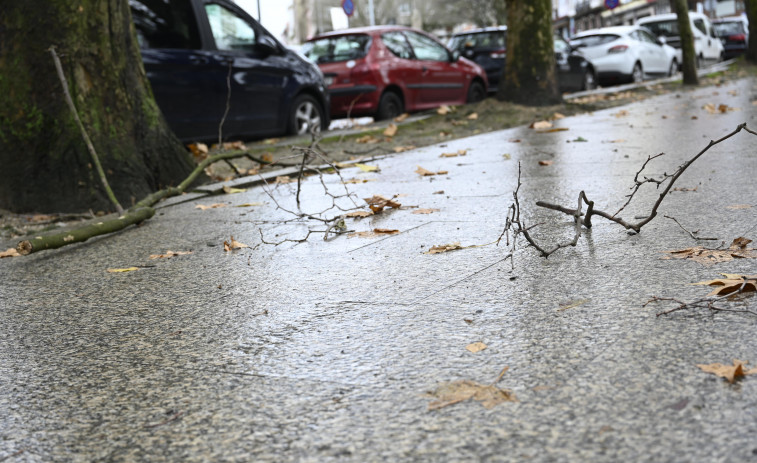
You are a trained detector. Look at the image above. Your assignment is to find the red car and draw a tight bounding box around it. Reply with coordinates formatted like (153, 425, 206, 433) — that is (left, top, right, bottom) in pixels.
(301, 26, 488, 120)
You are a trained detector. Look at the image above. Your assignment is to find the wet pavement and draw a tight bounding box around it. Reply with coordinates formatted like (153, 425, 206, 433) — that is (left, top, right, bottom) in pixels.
(2, 77, 757, 462)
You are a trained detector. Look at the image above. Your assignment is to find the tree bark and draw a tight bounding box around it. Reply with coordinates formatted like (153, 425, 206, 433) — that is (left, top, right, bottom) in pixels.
(497, 0, 560, 105)
(673, 0, 699, 85)
(0, 1, 197, 213)
(746, 0, 757, 63)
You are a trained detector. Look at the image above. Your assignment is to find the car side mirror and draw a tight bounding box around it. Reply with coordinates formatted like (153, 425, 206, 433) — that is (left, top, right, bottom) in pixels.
(657, 36, 667, 45)
(255, 35, 280, 56)
(450, 50, 460, 62)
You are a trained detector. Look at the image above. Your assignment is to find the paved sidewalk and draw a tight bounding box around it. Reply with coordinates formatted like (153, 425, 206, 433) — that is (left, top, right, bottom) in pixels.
(2, 78, 757, 462)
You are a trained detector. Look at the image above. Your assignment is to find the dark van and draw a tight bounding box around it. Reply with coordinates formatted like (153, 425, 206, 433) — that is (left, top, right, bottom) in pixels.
(129, 0, 330, 142)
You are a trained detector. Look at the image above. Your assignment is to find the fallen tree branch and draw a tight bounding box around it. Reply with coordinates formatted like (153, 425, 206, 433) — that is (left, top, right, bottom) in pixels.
(646, 278, 757, 317)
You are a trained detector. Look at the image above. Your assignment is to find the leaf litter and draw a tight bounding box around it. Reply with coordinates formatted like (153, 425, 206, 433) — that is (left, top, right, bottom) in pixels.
(697, 359, 757, 383)
(428, 367, 516, 410)
(662, 237, 757, 265)
(692, 273, 757, 297)
(149, 250, 192, 259)
(224, 236, 249, 251)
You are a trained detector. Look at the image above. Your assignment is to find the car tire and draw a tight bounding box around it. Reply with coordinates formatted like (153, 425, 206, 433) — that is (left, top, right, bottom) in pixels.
(288, 94, 324, 136)
(631, 62, 643, 83)
(376, 91, 403, 121)
(668, 59, 678, 77)
(582, 69, 597, 91)
(466, 81, 486, 103)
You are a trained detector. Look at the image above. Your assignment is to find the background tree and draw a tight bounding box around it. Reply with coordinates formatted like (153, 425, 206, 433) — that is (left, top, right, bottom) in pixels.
(0, 1, 196, 213)
(746, 0, 757, 63)
(497, 0, 559, 105)
(672, 0, 698, 85)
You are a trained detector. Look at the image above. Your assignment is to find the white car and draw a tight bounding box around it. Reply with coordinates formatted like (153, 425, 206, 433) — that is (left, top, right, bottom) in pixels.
(638, 12, 724, 68)
(570, 25, 678, 85)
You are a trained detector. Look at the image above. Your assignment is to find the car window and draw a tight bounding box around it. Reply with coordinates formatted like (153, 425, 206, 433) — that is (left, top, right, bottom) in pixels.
(553, 36, 569, 53)
(693, 19, 707, 35)
(381, 32, 413, 59)
(638, 30, 658, 44)
(570, 34, 619, 47)
(204, 3, 256, 51)
(641, 20, 678, 37)
(129, 0, 201, 49)
(448, 32, 505, 52)
(302, 34, 371, 63)
(404, 31, 449, 61)
(713, 21, 745, 36)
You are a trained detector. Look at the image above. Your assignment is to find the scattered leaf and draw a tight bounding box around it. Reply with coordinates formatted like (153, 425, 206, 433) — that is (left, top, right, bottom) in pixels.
(432, 190, 444, 195)
(439, 130, 450, 138)
(373, 228, 400, 234)
(356, 135, 381, 144)
(223, 235, 249, 251)
(451, 120, 468, 126)
(466, 342, 487, 353)
(195, 203, 227, 210)
(663, 237, 757, 266)
(440, 149, 467, 158)
(187, 142, 208, 159)
(363, 195, 401, 213)
(346, 210, 373, 218)
(551, 112, 565, 120)
(356, 163, 380, 172)
(222, 185, 247, 194)
(572, 136, 588, 142)
(393, 145, 416, 153)
(502, 153, 512, 160)
(437, 105, 453, 115)
(394, 113, 410, 122)
(245, 168, 259, 175)
(697, 359, 757, 383)
(425, 242, 463, 254)
(275, 176, 295, 184)
(726, 204, 752, 210)
(261, 138, 280, 145)
(529, 120, 552, 130)
(261, 153, 274, 163)
(428, 368, 516, 410)
(107, 267, 139, 273)
(538, 160, 553, 166)
(541, 127, 569, 133)
(0, 248, 21, 258)
(383, 123, 398, 137)
(412, 208, 440, 215)
(557, 299, 590, 311)
(613, 110, 629, 118)
(222, 141, 247, 150)
(692, 273, 757, 296)
(342, 178, 376, 184)
(149, 250, 192, 259)
(671, 186, 697, 192)
(234, 202, 263, 208)
(508, 138, 521, 143)
(467, 112, 478, 120)
(416, 166, 436, 176)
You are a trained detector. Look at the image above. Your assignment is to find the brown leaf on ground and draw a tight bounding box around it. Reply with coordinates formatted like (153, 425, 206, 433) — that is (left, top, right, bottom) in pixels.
(356, 163, 380, 172)
(394, 113, 410, 122)
(697, 359, 757, 383)
(187, 142, 209, 159)
(275, 176, 295, 184)
(425, 242, 463, 254)
(234, 202, 263, 208)
(261, 138, 280, 145)
(439, 130, 450, 138)
(551, 112, 566, 120)
(466, 342, 487, 353)
(373, 228, 400, 234)
(262, 153, 274, 163)
(416, 166, 448, 176)
(195, 203, 227, 210)
(223, 236, 249, 251)
(467, 112, 478, 120)
(538, 160, 553, 166)
(440, 149, 467, 158)
(346, 210, 373, 218)
(363, 195, 401, 213)
(356, 135, 381, 144)
(613, 110, 629, 118)
(412, 208, 440, 215)
(437, 105, 453, 115)
(149, 250, 192, 259)
(433, 190, 444, 195)
(692, 273, 757, 296)
(383, 123, 398, 137)
(348, 229, 399, 238)
(393, 145, 416, 153)
(726, 204, 753, 210)
(222, 141, 247, 150)
(662, 237, 757, 265)
(0, 248, 21, 258)
(107, 267, 139, 273)
(529, 120, 552, 130)
(509, 138, 521, 143)
(222, 185, 247, 194)
(540, 127, 569, 133)
(342, 178, 376, 184)
(428, 369, 516, 410)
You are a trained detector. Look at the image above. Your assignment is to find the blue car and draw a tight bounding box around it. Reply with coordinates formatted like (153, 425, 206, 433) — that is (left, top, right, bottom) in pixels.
(130, 0, 330, 142)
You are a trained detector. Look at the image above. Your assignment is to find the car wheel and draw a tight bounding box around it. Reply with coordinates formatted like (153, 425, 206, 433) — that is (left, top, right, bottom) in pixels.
(376, 91, 403, 121)
(466, 81, 485, 103)
(668, 59, 678, 77)
(631, 62, 643, 83)
(582, 69, 597, 90)
(288, 94, 323, 136)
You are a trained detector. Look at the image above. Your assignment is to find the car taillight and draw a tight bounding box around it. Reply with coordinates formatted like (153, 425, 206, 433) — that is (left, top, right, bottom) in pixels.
(490, 49, 506, 59)
(608, 45, 628, 53)
(729, 34, 746, 41)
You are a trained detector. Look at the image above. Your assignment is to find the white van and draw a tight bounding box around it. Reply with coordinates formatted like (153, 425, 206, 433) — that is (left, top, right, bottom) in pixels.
(638, 12, 724, 67)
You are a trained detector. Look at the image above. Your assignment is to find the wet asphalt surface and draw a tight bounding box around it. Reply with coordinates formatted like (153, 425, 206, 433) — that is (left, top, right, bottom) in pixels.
(2, 76, 757, 462)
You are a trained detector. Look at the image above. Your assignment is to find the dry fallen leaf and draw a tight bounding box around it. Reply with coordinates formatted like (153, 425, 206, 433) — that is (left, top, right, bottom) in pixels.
(412, 208, 440, 215)
(613, 110, 629, 118)
(440, 149, 467, 158)
(393, 145, 416, 153)
(538, 160, 553, 166)
(726, 204, 753, 210)
(222, 141, 247, 150)
(149, 250, 192, 259)
(275, 176, 295, 184)
(0, 248, 21, 258)
(697, 359, 757, 383)
(262, 153, 274, 163)
(107, 267, 139, 273)
(373, 228, 400, 234)
(187, 142, 209, 159)
(541, 127, 569, 133)
(356, 163, 380, 172)
(467, 112, 478, 120)
(195, 203, 227, 210)
(662, 237, 757, 265)
(383, 123, 398, 137)
(394, 113, 410, 122)
(425, 242, 463, 254)
(223, 236, 249, 251)
(363, 195, 401, 213)
(346, 210, 373, 218)
(529, 120, 552, 130)
(466, 342, 487, 353)
(222, 185, 247, 194)
(502, 153, 512, 160)
(356, 135, 380, 144)
(342, 178, 376, 184)
(692, 273, 757, 296)
(437, 105, 453, 115)
(415, 166, 447, 176)
(439, 130, 450, 137)
(261, 138, 280, 145)
(234, 202, 263, 208)
(551, 112, 566, 120)
(348, 229, 399, 238)
(428, 367, 516, 410)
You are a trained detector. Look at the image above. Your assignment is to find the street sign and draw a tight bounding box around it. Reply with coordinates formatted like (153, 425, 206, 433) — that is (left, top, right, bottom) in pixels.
(342, 0, 355, 17)
(605, 0, 619, 9)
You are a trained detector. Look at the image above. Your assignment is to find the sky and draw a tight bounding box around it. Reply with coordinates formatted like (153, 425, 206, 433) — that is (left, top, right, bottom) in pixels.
(236, 0, 293, 44)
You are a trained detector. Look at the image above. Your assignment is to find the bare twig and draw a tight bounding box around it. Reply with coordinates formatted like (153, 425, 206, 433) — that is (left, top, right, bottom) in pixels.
(49, 46, 123, 214)
(664, 215, 718, 241)
(646, 278, 757, 317)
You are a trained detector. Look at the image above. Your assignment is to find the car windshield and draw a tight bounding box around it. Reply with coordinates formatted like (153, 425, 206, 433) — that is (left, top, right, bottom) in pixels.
(641, 20, 679, 37)
(448, 31, 506, 52)
(302, 34, 371, 63)
(713, 22, 745, 36)
(570, 34, 619, 47)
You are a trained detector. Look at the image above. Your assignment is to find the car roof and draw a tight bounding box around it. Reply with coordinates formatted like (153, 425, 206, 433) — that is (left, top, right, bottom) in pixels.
(572, 25, 637, 37)
(451, 26, 507, 37)
(307, 25, 413, 41)
(638, 12, 707, 23)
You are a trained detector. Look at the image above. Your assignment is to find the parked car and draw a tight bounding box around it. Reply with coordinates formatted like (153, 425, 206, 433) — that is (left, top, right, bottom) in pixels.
(713, 16, 749, 59)
(638, 12, 724, 68)
(129, 0, 330, 142)
(301, 26, 488, 120)
(570, 25, 678, 84)
(447, 27, 597, 93)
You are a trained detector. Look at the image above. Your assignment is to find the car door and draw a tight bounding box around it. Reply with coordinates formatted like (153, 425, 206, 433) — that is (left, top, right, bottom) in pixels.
(201, 2, 290, 136)
(403, 31, 466, 106)
(130, 0, 223, 140)
(638, 29, 667, 73)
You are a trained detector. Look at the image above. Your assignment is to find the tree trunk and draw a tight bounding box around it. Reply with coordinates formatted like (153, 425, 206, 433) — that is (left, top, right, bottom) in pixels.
(497, 0, 560, 106)
(673, 0, 699, 85)
(746, 0, 757, 63)
(0, 1, 196, 213)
